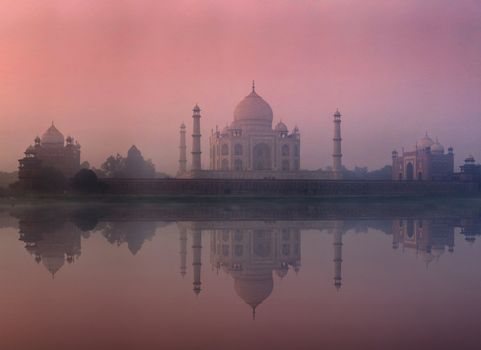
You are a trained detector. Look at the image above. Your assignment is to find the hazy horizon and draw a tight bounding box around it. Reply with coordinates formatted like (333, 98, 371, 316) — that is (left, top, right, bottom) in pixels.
(1, 0, 481, 174)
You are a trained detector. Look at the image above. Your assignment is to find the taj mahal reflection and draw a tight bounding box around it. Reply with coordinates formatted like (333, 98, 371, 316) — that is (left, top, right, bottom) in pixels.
(209, 226, 301, 317)
(9, 206, 481, 317)
(178, 220, 348, 316)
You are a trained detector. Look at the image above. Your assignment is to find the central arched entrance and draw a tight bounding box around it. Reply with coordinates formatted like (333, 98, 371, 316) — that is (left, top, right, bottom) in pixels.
(406, 162, 414, 180)
(253, 143, 272, 170)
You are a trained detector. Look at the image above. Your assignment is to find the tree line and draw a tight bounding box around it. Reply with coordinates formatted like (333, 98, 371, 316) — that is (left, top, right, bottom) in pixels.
(3, 145, 169, 195)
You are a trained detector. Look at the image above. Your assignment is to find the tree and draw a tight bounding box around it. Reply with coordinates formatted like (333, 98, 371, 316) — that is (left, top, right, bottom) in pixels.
(71, 168, 108, 193)
(100, 146, 156, 178)
(124, 145, 156, 178)
(341, 165, 392, 180)
(100, 153, 126, 178)
(365, 165, 392, 180)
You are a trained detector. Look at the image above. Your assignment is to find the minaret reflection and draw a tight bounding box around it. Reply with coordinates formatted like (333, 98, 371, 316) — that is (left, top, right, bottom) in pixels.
(192, 229, 202, 295)
(179, 225, 188, 278)
(332, 224, 343, 291)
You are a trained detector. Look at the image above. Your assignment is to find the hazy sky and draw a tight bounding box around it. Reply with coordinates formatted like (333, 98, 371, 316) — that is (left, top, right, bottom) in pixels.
(1, 0, 480, 174)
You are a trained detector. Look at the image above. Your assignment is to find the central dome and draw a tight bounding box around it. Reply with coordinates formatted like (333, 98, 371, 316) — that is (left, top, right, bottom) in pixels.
(234, 275, 274, 310)
(41, 123, 65, 146)
(233, 84, 273, 129)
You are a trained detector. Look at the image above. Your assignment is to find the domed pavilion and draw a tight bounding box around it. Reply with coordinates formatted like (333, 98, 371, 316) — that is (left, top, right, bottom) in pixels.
(18, 122, 81, 187)
(391, 133, 454, 181)
(177, 81, 343, 180)
(210, 82, 300, 173)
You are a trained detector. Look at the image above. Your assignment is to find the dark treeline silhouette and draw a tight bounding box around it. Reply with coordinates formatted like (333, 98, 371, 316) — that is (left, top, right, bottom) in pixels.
(96, 145, 157, 178)
(341, 165, 392, 180)
(6, 167, 107, 195)
(71, 169, 108, 193)
(321, 165, 392, 180)
(1, 144, 173, 196)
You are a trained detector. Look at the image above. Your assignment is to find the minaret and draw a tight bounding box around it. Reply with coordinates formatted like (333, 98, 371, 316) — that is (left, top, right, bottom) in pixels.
(192, 229, 202, 295)
(179, 226, 187, 277)
(332, 109, 343, 180)
(178, 123, 187, 175)
(191, 104, 202, 171)
(333, 224, 343, 291)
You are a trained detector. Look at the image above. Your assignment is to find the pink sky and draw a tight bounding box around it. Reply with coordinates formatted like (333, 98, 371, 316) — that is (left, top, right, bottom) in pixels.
(1, 0, 480, 174)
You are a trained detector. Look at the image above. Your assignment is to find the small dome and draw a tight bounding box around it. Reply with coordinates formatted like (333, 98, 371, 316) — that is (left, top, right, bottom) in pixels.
(275, 121, 288, 132)
(233, 84, 273, 129)
(465, 155, 476, 163)
(180, 123, 186, 129)
(417, 134, 435, 149)
(41, 123, 65, 146)
(431, 140, 444, 154)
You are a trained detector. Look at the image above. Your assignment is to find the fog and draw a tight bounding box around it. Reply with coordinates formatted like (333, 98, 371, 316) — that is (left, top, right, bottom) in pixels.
(1, 0, 480, 174)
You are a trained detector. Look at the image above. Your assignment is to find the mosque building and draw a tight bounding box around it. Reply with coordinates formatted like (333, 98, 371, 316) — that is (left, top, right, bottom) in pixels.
(177, 82, 343, 180)
(18, 123, 81, 184)
(391, 133, 454, 181)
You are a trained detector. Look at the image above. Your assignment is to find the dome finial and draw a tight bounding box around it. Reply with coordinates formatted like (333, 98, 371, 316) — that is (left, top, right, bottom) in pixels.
(252, 80, 255, 93)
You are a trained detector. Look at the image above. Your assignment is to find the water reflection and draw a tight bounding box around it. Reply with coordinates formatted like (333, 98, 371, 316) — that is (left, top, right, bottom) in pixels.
(5, 203, 481, 310)
(2, 202, 481, 349)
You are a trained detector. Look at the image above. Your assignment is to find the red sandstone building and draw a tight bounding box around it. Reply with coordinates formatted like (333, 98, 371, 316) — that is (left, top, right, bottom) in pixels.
(18, 123, 81, 186)
(392, 134, 454, 181)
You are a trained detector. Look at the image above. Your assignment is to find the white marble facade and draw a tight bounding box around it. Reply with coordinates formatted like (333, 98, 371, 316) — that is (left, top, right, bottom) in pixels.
(179, 82, 339, 180)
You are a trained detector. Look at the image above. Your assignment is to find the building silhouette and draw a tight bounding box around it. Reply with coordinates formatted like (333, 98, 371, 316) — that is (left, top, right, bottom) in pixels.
(18, 123, 81, 185)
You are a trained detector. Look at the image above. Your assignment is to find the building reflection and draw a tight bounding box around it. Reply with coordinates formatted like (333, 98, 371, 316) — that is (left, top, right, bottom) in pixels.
(7, 205, 481, 317)
(178, 221, 346, 317)
(391, 219, 456, 265)
(100, 221, 157, 255)
(209, 227, 301, 318)
(18, 212, 84, 277)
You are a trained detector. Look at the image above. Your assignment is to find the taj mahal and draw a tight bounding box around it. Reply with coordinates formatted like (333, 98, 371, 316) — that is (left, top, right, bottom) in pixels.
(177, 82, 343, 180)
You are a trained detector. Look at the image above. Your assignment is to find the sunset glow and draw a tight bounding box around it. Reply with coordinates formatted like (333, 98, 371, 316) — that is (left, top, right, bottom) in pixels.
(1, 0, 480, 174)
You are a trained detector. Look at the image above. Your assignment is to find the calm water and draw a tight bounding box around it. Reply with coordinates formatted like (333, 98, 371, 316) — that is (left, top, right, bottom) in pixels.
(1, 201, 481, 350)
